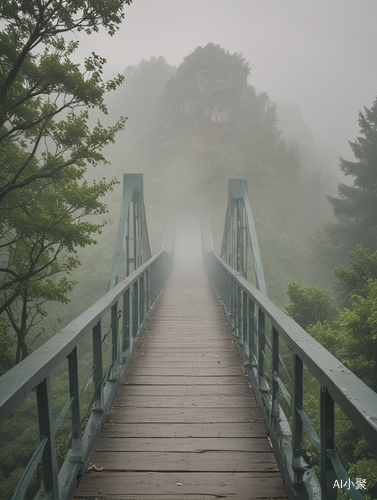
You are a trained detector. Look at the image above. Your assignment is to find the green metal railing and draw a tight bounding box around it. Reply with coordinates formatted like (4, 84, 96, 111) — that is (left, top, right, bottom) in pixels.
(0, 250, 173, 500)
(204, 251, 377, 500)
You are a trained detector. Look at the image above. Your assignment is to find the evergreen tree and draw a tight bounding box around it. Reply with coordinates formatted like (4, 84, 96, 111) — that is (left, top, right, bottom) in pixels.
(325, 97, 377, 261)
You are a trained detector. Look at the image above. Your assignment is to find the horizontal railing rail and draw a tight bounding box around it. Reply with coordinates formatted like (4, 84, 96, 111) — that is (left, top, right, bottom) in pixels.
(0, 250, 173, 500)
(204, 251, 377, 500)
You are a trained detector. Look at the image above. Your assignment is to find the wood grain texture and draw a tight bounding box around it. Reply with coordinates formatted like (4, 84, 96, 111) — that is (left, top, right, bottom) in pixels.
(74, 269, 288, 499)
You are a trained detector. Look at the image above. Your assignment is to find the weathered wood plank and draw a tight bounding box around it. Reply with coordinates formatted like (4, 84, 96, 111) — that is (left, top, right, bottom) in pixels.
(100, 422, 268, 438)
(75, 471, 287, 499)
(117, 384, 253, 397)
(136, 346, 236, 353)
(134, 352, 241, 360)
(124, 375, 249, 385)
(126, 366, 245, 376)
(112, 395, 256, 407)
(131, 359, 242, 367)
(95, 436, 271, 452)
(108, 406, 263, 422)
(89, 450, 279, 472)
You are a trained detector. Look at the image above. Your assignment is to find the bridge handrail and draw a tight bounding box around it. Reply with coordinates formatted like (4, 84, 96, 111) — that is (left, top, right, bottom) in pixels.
(205, 251, 377, 500)
(0, 250, 173, 500)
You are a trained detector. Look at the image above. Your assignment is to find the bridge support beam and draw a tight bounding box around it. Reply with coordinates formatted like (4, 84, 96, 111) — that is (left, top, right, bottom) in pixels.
(220, 179, 267, 295)
(109, 174, 152, 289)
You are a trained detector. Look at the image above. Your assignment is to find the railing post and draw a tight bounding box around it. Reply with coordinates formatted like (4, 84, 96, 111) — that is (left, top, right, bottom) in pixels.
(110, 302, 119, 379)
(271, 327, 279, 427)
(122, 289, 131, 360)
(231, 280, 236, 326)
(248, 298, 255, 361)
(140, 273, 145, 325)
(258, 308, 269, 392)
(92, 321, 104, 410)
(133, 280, 139, 338)
(226, 273, 231, 313)
(292, 354, 304, 484)
(242, 291, 248, 350)
(146, 268, 150, 313)
(156, 262, 160, 296)
(229, 278, 233, 322)
(150, 263, 155, 303)
(320, 387, 336, 500)
(237, 285, 242, 340)
(221, 264, 226, 302)
(68, 347, 82, 461)
(36, 377, 59, 499)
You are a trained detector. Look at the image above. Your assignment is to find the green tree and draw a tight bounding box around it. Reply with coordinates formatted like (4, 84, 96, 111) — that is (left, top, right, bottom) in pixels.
(285, 280, 338, 330)
(322, 97, 377, 263)
(338, 279, 377, 392)
(0, 0, 131, 312)
(2, 168, 117, 363)
(333, 245, 377, 307)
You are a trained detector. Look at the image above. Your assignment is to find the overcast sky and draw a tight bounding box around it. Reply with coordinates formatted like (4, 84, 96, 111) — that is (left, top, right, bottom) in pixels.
(75, 0, 377, 165)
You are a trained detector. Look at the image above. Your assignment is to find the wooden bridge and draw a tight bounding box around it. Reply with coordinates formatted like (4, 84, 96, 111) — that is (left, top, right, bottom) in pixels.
(1, 176, 377, 500)
(74, 269, 287, 499)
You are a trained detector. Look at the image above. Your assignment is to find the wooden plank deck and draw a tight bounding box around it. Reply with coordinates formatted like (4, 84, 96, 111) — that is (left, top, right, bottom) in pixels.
(74, 269, 288, 500)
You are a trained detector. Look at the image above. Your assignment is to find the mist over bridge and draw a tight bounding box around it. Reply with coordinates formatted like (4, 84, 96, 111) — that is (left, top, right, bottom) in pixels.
(1, 174, 376, 500)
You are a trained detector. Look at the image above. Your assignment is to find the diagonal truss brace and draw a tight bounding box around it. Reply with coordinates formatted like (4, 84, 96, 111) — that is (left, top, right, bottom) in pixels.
(109, 174, 152, 289)
(220, 179, 267, 296)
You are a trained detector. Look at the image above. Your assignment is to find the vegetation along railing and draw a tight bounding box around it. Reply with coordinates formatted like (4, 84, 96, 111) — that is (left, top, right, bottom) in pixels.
(0, 250, 173, 500)
(204, 250, 377, 500)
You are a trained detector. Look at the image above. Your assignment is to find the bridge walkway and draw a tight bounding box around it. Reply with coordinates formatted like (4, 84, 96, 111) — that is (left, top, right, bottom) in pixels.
(74, 269, 288, 499)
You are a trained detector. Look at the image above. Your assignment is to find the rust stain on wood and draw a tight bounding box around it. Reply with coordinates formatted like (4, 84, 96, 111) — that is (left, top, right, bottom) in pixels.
(74, 269, 288, 499)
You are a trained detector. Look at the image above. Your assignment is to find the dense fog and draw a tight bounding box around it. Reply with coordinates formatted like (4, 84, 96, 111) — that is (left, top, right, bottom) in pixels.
(2, 3, 377, 499)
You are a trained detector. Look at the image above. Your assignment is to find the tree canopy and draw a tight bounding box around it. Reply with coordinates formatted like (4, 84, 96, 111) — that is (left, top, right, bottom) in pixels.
(0, 0, 132, 361)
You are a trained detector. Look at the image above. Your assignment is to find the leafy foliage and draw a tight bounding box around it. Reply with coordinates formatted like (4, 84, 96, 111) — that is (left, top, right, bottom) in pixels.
(338, 280, 377, 392)
(0, 0, 132, 363)
(285, 248, 377, 498)
(333, 245, 377, 307)
(285, 281, 338, 330)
